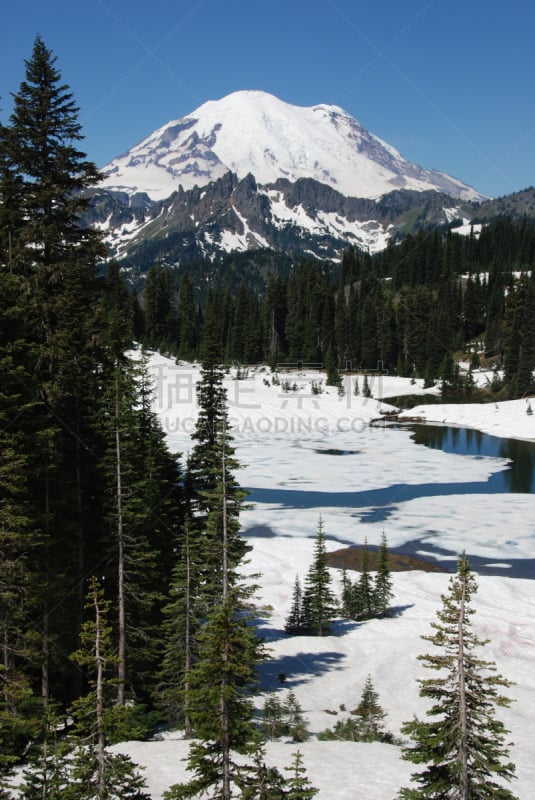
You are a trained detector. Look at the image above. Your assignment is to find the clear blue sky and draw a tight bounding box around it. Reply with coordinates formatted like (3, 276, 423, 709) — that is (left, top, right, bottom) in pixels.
(2, 0, 534, 198)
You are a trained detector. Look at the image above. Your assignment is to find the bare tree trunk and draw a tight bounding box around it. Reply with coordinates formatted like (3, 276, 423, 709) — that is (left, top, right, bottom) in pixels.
(115, 370, 126, 706)
(221, 444, 228, 603)
(41, 458, 50, 706)
(458, 569, 469, 800)
(221, 441, 231, 800)
(183, 521, 193, 739)
(93, 588, 106, 799)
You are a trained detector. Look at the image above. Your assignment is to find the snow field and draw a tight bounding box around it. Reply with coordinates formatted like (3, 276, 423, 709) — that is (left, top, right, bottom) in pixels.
(115, 353, 535, 799)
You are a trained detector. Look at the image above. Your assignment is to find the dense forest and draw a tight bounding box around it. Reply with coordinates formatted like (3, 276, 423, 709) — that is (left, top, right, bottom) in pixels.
(137, 219, 535, 399)
(0, 35, 525, 800)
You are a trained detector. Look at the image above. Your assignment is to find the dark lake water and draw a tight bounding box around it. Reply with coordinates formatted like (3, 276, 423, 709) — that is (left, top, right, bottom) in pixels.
(408, 424, 535, 494)
(246, 424, 535, 577)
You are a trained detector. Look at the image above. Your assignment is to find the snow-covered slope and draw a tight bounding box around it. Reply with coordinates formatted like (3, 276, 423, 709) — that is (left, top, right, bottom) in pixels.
(101, 90, 484, 203)
(106, 354, 535, 799)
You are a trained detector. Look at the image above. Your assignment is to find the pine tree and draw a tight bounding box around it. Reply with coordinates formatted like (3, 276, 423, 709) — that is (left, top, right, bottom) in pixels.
(177, 272, 198, 361)
(374, 531, 394, 617)
(164, 415, 263, 800)
(356, 539, 375, 620)
(18, 707, 72, 800)
(238, 749, 286, 800)
(98, 356, 180, 705)
(353, 675, 388, 742)
(284, 691, 308, 743)
(158, 517, 201, 735)
(302, 517, 337, 635)
(285, 575, 305, 634)
(261, 694, 286, 740)
(283, 751, 318, 800)
(6, 35, 103, 271)
(3, 35, 107, 705)
(165, 596, 263, 800)
(188, 332, 248, 605)
(68, 578, 150, 800)
(399, 555, 518, 800)
(340, 568, 353, 618)
(0, 271, 43, 773)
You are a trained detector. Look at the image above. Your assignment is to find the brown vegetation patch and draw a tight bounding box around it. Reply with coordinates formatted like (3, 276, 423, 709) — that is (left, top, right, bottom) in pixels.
(326, 546, 447, 573)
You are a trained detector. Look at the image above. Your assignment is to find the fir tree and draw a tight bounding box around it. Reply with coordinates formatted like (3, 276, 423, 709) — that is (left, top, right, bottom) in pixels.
(177, 272, 198, 361)
(68, 578, 150, 800)
(158, 517, 201, 735)
(283, 751, 318, 800)
(284, 691, 309, 743)
(165, 422, 263, 800)
(164, 594, 264, 800)
(6, 35, 103, 270)
(98, 356, 180, 705)
(374, 531, 394, 617)
(3, 35, 107, 705)
(285, 575, 305, 634)
(399, 555, 518, 800)
(302, 517, 337, 635)
(18, 707, 72, 800)
(260, 691, 308, 743)
(356, 539, 375, 620)
(340, 568, 353, 618)
(238, 749, 286, 800)
(261, 694, 286, 741)
(352, 675, 388, 742)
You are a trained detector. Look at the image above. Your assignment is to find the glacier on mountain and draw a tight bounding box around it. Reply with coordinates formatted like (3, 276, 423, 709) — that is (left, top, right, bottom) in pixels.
(101, 90, 484, 203)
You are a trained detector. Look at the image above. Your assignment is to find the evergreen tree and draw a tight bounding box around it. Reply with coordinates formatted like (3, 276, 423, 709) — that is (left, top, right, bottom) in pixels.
(143, 264, 177, 351)
(283, 751, 318, 800)
(18, 707, 72, 800)
(6, 35, 103, 270)
(98, 356, 181, 705)
(164, 401, 262, 800)
(374, 531, 394, 617)
(353, 675, 388, 742)
(356, 539, 375, 620)
(399, 555, 517, 800)
(158, 517, 201, 735)
(260, 691, 308, 743)
(238, 749, 286, 800)
(261, 694, 286, 741)
(340, 568, 353, 618)
(302, 517, 337, 635)
(0, 233, 44, 783)
(283, 691, 309, 743)
(177, 272, 198, 361)
(68, 578, 150, 800)
(285, 575, 305, 634)
(319, 677, 391, 744)
(3, 35, 108, 705)
(188, 329, 248, 604)
(165, 597, 263, 799)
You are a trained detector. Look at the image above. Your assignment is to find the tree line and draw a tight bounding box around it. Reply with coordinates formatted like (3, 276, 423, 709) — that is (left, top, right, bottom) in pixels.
(137, 222, 535, 399)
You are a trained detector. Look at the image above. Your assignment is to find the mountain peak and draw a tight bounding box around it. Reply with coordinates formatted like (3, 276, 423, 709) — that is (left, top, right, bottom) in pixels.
(100, 90, 484, 203)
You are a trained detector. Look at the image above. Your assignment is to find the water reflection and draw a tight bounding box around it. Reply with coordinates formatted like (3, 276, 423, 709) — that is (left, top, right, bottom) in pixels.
(409, 425, 535, 494)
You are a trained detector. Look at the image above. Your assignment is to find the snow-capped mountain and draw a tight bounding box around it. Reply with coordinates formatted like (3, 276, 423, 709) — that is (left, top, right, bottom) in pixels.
(101, 90, 484, 204)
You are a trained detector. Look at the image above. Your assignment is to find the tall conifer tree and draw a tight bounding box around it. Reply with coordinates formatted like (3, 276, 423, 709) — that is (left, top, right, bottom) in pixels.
(399, 555, 517, 800)
(302, 517, 337, 636)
